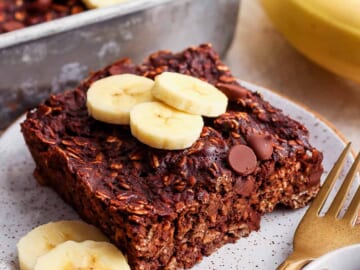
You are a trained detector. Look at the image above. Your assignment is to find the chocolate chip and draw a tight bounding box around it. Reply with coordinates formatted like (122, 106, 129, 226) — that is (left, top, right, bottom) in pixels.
(216, 83, 248, 101)
(247, 133, 273, 160)
(228, 144, 257, 176)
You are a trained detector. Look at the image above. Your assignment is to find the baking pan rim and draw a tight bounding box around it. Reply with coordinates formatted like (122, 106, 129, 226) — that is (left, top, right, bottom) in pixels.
(0, 0, 175, 49)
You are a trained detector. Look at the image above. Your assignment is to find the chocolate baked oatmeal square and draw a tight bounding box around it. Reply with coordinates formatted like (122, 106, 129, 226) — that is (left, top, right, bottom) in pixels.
(21, 44, 323, 269)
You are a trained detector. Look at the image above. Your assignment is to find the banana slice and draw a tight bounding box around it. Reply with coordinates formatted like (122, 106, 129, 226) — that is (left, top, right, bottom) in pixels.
(82, 0, 128, 9)
(130, 101, 203, 150)
(34, 240, 130, 270)
(86, 74, 154, 125)
(17, 220, 108, 270)
(152, 72, 228, 117)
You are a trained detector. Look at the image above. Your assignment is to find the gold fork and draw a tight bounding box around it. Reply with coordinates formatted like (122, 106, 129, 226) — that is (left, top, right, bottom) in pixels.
(277, 143, 360, 270)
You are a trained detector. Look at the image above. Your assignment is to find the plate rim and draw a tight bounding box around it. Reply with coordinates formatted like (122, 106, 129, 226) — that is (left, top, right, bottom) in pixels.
(0, 79, 356, 269)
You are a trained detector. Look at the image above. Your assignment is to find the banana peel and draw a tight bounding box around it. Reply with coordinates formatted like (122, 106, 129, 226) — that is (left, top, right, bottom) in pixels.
(261, 0, 360, 83)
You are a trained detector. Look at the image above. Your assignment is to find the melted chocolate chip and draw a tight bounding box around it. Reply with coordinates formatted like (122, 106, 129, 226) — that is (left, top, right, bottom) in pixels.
(247, 133, 273, 160)
(228, 144, 257, 176)
(216, 83, 248, 101)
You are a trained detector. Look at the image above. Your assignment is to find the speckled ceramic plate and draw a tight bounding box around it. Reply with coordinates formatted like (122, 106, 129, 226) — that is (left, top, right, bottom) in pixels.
(0, 81, 357, 270)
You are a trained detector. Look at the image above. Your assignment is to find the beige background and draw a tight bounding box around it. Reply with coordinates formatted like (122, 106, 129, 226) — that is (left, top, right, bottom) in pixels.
(225, 0, 360, 151)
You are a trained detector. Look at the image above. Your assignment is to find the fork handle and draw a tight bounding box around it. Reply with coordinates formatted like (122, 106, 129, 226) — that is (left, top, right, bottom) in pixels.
(277, 252, 313, 270)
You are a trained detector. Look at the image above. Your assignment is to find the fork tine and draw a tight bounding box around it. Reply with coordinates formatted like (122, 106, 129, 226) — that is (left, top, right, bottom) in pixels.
(327, 153, 360, 218)
(305, 143, 351, 216)
(342, 153, 360, 225)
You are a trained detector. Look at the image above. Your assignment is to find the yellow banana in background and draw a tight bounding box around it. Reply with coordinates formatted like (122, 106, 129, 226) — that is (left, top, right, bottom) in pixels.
(261, 0, 360, 83)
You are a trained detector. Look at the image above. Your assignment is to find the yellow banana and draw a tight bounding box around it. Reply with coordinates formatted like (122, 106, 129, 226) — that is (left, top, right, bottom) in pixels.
(261, 0, 360, 83)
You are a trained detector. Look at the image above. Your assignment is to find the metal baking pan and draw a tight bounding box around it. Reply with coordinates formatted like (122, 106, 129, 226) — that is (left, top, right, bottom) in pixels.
(0, 0, 240, 130)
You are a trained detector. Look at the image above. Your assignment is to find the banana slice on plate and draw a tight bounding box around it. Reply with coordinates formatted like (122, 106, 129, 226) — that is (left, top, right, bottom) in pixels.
(82, 0, 128, 9)
(152, 72, 228, 117)
(130, 101, 204, 150)
(34, 240, 130, 270)
(17, 220, 108, 270)
(86, 74, 154, 125)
